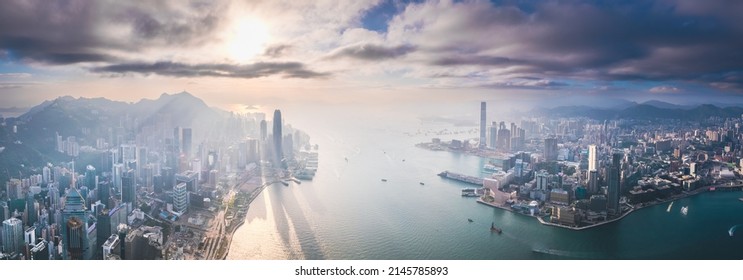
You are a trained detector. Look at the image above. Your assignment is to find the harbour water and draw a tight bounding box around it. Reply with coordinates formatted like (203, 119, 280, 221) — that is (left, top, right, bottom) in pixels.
(227, 105, 743, 260)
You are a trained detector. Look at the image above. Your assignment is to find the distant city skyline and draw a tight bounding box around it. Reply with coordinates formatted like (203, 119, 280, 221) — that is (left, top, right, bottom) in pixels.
(1, 0, 743, 110)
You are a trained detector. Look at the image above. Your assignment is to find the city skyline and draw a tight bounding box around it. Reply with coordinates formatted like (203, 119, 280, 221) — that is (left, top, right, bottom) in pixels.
(1, 0, 743, 111)
(1, 0, 743, 263)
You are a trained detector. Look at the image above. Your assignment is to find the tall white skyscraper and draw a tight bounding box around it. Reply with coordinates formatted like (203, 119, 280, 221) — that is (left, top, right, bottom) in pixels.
(588, 145, 598, 172)
(588, 144, 598, 193)
(479, 102, 486, 149)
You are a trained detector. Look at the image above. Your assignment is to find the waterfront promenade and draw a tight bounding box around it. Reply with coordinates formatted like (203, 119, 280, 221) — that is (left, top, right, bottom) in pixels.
(475, 184, 726, 231)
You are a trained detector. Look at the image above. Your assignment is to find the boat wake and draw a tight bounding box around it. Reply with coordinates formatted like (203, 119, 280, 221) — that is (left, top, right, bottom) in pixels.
(730, 225, 741, 237)
(666, 201, 673, 212)
(531, 246, 601, 259)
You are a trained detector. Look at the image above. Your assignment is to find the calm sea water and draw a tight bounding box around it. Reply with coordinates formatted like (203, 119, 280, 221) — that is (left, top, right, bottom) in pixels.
(227, 106, 743, 260)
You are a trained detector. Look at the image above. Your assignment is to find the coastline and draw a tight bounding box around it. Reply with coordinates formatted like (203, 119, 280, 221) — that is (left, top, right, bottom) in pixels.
(217, 180, 278, 260)
(476, 186, 714, 231)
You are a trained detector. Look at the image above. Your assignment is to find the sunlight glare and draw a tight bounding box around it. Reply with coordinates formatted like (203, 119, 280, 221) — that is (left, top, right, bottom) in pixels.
(226, 18, 270, 62)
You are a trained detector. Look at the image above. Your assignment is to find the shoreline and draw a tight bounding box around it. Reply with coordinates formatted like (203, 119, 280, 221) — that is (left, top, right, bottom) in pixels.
(218, 180, 278, 260)
(476, 187, 715, 231)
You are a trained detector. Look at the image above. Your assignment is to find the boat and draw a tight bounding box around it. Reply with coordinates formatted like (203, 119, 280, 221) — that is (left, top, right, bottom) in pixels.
(419, 182, 425, 185)
(739, 198, 743, 202)
(381, 179, 387, 182)
(461, 188, 479, 197)
(280, 180, 289, 186)
(483, 163, 499, 173)
(680, 206, 688, 215)
(490, 222, 502, 234)
(468, 219, 473, 223)
(666, 201, 673, 212)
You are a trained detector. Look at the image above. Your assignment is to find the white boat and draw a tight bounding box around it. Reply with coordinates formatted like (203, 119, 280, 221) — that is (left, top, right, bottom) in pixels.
(666, 201, 673, 212)
(680, 206, 688, 215)
(461, 188, 479, 197)
(483, 163, 499, 173)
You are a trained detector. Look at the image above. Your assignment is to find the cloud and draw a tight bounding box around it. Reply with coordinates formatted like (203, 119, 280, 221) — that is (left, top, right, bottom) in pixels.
(90, 61, 329, 79)
(2, 0, 743, 94)
(480, 79, 568, 90)
(382, 0, 743, 91)
(0, 82, 40, 89)
(0, 73, 32, 78)
(649, 85, 680, 93)
(328, 43, 416, 60)
(263, 44, 292, 58)
(0, 0, 227, 65)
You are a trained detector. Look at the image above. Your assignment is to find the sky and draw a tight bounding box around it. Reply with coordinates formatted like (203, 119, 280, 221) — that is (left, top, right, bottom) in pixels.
(1, 0, 743, 112)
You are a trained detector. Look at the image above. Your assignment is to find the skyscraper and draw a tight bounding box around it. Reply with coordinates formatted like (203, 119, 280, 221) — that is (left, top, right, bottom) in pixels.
(121, 169, 136, 204)
(173, 127, 181, 154)
(96, 208, 111, 260)
(65, 216, 85, 260)
(588, 170, 599, 194)
(544, 137, 558, 162)
(61, 186, 91, 260)
(497, 122, 511, 152)
(259, 119, 267, 141)
(84, 165, 96, 189)
(607, 152, 622, 215)
(112, 163, 123, 194)
(182, 128, 192, 159)
(26, 192, 38, 227)
(479, 102, 486, 149)
(588, 145, 598, 172)
(98, 181, 110, 206)
(173, 182, 188, 213)
(273, 109, 283, 164)
(588, 144, 599, 193)
(2, 217, 24, 255)
(488, 122, 497, 149)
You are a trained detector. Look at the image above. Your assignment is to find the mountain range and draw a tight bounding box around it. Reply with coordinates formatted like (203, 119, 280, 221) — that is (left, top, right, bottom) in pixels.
(0, 92, 226, 185)
(535, 101, 743, 120)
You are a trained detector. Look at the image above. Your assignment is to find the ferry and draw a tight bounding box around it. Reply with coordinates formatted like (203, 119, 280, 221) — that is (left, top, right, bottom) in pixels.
(295, 171, 315, 180)
(490, 222, 502, 234)
(461, 188, 479, 197)
(483, 163, 499, 173)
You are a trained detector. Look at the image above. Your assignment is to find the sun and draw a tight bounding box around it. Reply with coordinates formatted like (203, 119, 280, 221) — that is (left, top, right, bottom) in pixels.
(225, 18, 270, 62)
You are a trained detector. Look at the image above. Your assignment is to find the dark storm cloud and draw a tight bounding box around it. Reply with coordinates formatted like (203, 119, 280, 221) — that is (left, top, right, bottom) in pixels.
(430, 55, 522, 67)
(90, 61, 329, 79)
(401, 0, 743, 91)
(0, 0, 226, 65)
(328, 44, 416, 60)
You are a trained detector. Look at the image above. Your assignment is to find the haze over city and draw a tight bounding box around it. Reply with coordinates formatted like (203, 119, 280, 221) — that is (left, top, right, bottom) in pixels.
(1, 0, 743, 264)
